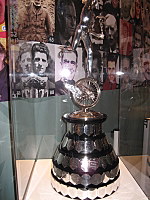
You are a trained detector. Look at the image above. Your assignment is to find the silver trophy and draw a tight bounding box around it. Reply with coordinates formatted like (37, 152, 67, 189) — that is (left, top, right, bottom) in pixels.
(51, 1, 120, 199)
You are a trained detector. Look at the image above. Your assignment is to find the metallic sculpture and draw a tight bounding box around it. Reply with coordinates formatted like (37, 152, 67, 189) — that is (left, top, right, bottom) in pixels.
(51, 1, 120, 199)
(72, 0, 105, 77)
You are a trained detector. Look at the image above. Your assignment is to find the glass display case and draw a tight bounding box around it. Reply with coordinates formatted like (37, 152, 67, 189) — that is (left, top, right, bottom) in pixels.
(0, 0, 150, 199)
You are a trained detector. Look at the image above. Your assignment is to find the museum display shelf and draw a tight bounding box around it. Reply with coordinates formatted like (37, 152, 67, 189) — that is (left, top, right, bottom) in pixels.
(16, 157, 149, 200)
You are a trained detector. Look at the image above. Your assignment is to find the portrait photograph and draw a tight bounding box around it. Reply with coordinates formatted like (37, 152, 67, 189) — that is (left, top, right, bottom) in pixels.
(103, 52, 119, 90)
(54, 44, 85, 95)
(10, 0, 55, 43)
(54, 0, 83, 45)
(12, 41, 55, 98)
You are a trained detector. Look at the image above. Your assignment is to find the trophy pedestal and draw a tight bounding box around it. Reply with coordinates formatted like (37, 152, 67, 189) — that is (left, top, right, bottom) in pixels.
(51, 110, 120, 199)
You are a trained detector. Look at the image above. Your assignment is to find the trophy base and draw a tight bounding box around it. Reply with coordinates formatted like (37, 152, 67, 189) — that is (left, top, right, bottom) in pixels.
(51, 170, 120, 199)
(51, 110, 120, 199)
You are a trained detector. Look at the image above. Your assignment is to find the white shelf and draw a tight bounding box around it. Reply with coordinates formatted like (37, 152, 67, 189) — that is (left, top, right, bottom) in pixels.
(17, 159, 148, 200)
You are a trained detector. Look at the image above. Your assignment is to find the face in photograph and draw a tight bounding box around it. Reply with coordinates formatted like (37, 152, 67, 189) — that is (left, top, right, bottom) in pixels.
(60, 51, 77, 80)
(20, 51, 32, 74)
(92, 58, 100, 80)
(0, 0, 5, 24)
(121, 56, 130, 72)
(91, 54, 101, 84)
(64, 4, 76, 38)
(107, 60, 116, 82)
(105, 14, 118, 48)
(33, 52, 48, 74)
(32, 43, 50, 75)
(57, 0, 77, 43)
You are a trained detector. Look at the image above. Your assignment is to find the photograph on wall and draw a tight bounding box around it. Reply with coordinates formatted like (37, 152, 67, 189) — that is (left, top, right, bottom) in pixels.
(12, 42, 55, 98)
(0, 0, 9, 102)
(9, 0, 55, 44)
(120, 55, 133, 90)
(54, 0, 81, 45)
(54, 0, 106, 51)
(130, 48, 150, 88)
(103, 13, 119, 53)
(103, 52, 119, 90)
(55, 44, 84, 95)
(120, 19, 133, 56)
(82, 49, 103, 87)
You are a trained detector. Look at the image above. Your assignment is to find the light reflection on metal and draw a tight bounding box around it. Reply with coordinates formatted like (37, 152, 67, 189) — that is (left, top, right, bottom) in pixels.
(72, 0, 105, 78)
(116, 71, 124, 76)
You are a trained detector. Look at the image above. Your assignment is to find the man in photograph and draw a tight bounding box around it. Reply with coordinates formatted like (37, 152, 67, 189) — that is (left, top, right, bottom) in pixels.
(17, 0, 53, 43)
(13, 42, 33, 97)
(103, 14, 118, 53)
(103, 53, 118, 90)
(14, 42, 55, 98)
(55, 0, 77, 45)
(31, 42, 55, 97)
(120, 56, 132, 90)
(55, 48, 78, 95)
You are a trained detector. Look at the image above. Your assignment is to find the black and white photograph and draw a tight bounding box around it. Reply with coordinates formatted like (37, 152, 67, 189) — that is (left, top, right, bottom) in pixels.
(55, 44, 84, 95)
(103, 13, 119, 53)
(12, 42, 55, 98)
(54, 0, 82, 45)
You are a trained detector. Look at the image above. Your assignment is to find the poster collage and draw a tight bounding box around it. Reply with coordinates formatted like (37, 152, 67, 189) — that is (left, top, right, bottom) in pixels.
(1, 0, 150, 100)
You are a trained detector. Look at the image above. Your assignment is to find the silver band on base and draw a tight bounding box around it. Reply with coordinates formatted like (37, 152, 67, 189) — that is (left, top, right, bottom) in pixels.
(51, 170, 120, 199)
